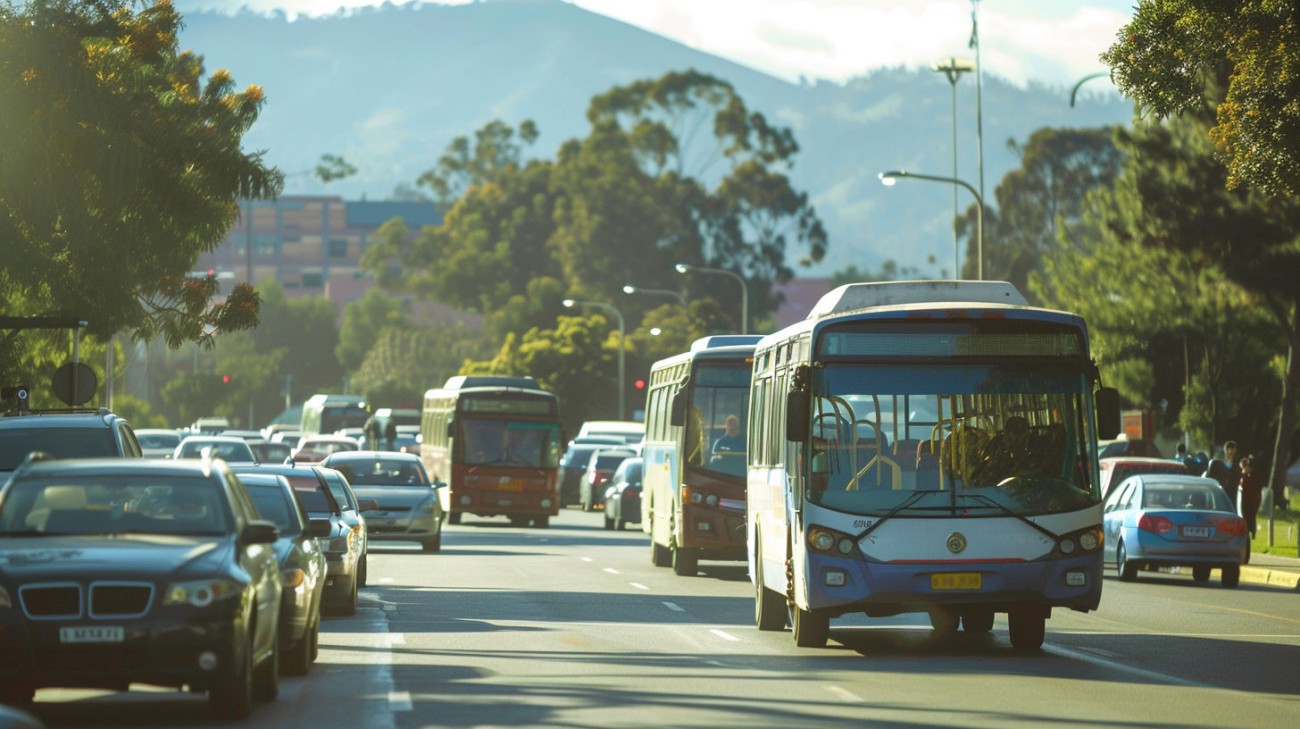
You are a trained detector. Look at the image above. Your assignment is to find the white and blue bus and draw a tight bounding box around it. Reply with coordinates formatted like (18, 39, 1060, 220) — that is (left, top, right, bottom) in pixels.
(641, 335, 762, 576)
(746, 281, 1120, 650)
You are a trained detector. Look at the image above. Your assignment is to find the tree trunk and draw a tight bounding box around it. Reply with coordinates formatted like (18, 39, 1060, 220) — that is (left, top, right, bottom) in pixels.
(1266, 303, 1300, 516)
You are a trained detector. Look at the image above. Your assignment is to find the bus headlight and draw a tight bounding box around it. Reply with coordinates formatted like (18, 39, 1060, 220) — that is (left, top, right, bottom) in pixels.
(1079, 530, 1100, 551)
(539, 498, 553, 508)
(809, 529, 835, 552)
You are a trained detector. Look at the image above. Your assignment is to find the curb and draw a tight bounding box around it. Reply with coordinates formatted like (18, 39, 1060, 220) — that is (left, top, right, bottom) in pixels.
(1240, 565, 1300, 591)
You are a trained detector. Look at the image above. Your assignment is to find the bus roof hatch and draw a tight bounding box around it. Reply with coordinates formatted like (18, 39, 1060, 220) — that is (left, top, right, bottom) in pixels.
(807, 280, 1027, 319)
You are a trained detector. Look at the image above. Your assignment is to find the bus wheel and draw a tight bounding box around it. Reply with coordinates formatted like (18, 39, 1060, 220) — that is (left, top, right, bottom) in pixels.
(928, 607, 959, 636)
(791, 605, 829, 648)
(961, 607, 995, 633)
(651, 539, 671, 568)
(1008, 609, 1045, 651)
(448, 512, 462, 526)
(671, 542, 698, 576)
(754, 550, 787, 631)
(533, 516, 549, 529)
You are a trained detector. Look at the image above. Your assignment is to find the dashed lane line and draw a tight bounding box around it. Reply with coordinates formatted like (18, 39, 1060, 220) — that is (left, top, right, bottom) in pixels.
(663, 602, 685, 612)
(629, 582, 650, 590)
(709, 629, 740, 642)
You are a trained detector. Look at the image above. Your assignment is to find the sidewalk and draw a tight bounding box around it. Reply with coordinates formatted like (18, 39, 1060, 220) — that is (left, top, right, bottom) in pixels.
(1241, 552, 1300, 591)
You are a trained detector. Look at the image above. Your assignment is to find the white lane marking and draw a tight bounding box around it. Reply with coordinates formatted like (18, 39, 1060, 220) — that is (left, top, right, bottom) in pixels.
(629, 582, 650, 591)
(603, 567, 620, 574)
(709, 629, 740, 642)
(387, 632, 405, 646)
(580, 557, 593, 562)
(379, 577, 395, 584)
(825, 685, 863, 703)
(663, 601, 685, 612)
(382, 604, 397, 612)
(389, 691, 413, 712)
(1045, 643, 1205, 688)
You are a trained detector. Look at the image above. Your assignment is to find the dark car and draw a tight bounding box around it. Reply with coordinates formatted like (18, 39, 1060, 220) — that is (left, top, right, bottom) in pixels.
(231, 464, 364, 615)
(1099, 438, 1163, 459)
(0, 408, 142, 483)
(251, 441, 293, 464)
(603, 457, 643, 531)
(316, 466, 373, 586)
(558, 444, 603, 508)
(237, 472, 330, 675)
(0, 458, 282, 719)
(174, 435, 257, 463)
(321, 452, 444, 552)
(579, 448, 636, 512)
(1102, 473, 1248, 587)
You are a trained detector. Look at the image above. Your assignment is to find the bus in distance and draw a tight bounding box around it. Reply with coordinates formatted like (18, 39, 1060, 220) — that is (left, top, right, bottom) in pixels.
(420, 376, 561, 528)
(300, 394, 370, 437)
(746, 281, 1121, 650)
(642, 335, 762, 576)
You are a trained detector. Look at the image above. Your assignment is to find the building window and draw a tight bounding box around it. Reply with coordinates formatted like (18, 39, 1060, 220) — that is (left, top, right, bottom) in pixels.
(302, 272, 323, 288)
(329, 239, 348, 258)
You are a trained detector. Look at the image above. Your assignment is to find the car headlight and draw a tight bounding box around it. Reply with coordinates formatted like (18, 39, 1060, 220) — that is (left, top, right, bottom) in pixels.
(163, 578, 242, 608)
(413, 499, 437, 516)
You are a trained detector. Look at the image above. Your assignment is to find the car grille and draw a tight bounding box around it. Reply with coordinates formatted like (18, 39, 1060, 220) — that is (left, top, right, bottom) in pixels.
(19, 581, 154, 620)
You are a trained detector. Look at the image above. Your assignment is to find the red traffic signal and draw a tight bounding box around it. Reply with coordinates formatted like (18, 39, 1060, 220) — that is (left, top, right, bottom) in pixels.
(221, 374, 231, 384)
(633, 378, 646, 390)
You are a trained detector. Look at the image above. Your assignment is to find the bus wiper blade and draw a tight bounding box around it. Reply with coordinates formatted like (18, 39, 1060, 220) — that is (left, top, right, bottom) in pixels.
(856, 490, 936, 540)
(954, 492, 1059, 540)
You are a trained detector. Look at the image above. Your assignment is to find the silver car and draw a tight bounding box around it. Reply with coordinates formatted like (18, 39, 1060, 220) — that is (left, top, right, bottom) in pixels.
(321, 451, 445, 552)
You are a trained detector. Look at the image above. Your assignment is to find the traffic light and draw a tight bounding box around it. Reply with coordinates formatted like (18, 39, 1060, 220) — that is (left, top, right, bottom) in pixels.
(221, 374, 231, 384)
(633, 378, 646, 391)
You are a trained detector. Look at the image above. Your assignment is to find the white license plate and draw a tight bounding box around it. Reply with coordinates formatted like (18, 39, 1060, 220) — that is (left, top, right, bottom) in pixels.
(1182, 526, 1212, 538)
(60, 626, 124, 644)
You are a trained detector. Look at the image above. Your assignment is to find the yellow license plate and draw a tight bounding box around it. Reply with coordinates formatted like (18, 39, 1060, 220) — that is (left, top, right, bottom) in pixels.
(931, 573, 981, 590)
(497, 481, 524, 492)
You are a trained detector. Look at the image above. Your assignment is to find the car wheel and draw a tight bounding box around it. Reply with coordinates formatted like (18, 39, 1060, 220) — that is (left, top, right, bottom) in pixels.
(252, 629, 280, 702)
(671, 540, 698, 577)
(422, 531, 442, 552)
(309, 613, 320, 662)
(341, 575, 358, 616)
(0, 681, 34, 705)
(358, 554, 368, 588)
(284, 616, 314, 676)
(210, 637, 254, 720)
(448, 512, 462, 525)
(791, 605, 829, 648)
(1116, 540, 1137, 581)
(1008, 609, 1046, 651)
(1192, 565, 1211, 583)
(616, 519, 626, 531)
(604, 514, 614, 530)
(1221, 564, 1241, 588)
(961, 607, 995, 633)
(754, 543, 787, 632)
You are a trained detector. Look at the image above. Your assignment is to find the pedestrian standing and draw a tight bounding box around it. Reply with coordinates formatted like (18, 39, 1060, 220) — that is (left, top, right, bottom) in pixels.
(1239, 455, 1266, 538)
(1204, 440, 1241, 513)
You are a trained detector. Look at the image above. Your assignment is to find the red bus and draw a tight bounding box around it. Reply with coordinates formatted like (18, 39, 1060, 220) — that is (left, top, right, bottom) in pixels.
(419, 376, 561, 528)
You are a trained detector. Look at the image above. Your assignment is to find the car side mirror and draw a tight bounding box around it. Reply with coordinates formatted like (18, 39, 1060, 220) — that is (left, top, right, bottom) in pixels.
(242, 520, 280, 545)
(306, 518, 333, 538)
(357, 498, 379, 512)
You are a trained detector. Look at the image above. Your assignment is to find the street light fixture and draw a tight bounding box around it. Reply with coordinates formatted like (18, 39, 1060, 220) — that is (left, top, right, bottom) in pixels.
(932, 57, 974, 277)
(622, 285, 687, 306)
(562, 298, 626, 420)
(879, 170, 984, 280)
(674, 263, 748, 334)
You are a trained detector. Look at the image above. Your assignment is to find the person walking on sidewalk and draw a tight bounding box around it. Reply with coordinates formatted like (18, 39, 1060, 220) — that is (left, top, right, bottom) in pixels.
(1239, 455, 1266, 538)
(1205, 440, 1242, 513)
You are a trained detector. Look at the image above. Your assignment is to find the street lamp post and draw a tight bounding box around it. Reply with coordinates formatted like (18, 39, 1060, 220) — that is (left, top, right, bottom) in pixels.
(563, 298, 625, 420)
(622, 285, 687, 307)
(932, 57, 974, 277)
(674, 263, 748, 334)
(879, 170, 984, 280)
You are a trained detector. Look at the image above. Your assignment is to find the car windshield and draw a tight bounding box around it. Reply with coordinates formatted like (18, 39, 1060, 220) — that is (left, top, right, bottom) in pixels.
(1141, 482, 1232, 511)
(805, 362, 1098, 517)
(682, 364, 751, 479)
(176, 439, 255, 461)
(0, 428, 119, 469)
(459, 418, 560, 467)
(0, 475, 232, 536)
(137, 432, 181, 449)
(244, 483, 301, 535)
(330, 459, 429, 487)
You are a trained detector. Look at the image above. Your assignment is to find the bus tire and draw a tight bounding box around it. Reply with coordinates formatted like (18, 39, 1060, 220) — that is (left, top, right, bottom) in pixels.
(754, 548, 787, 631)
(671, 542, 698, 576)
(1008, 609, 1045, 651)
(961, 607, 995, 633)
(533, 516, 549, 529)
(651, 539, 671, 568)
(791, 605, 829, 648)
(448, 512, 462, 526)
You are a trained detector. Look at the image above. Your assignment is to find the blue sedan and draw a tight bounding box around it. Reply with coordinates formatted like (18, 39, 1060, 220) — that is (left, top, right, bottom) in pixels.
(1102, 474, 1248, 587)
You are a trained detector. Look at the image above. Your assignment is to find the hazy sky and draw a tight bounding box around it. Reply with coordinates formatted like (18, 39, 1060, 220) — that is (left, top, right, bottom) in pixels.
(174, 0, 1135, 89)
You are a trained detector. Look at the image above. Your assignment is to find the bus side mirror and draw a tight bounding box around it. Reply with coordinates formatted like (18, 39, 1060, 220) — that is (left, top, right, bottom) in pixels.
(446, 419, 454, 439)
(670, 391, 686, 427)
(786, 391, 809, 441)
(1096, 387, 1121, 440)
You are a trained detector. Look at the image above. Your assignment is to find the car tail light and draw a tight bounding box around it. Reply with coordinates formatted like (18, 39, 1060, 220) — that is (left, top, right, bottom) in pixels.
(1138, 514, 1174, 533)
(1215, 517, 1248, 536)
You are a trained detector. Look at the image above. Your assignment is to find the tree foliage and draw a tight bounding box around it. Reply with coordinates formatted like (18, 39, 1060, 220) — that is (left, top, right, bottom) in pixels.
(0, 0, 282, 360)
(337, 288, 408, 373)
(1103, 0, 1300, 197)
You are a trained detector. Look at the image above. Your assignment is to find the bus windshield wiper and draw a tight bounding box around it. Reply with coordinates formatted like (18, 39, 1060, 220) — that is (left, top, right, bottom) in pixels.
(954, 492, 1059, 540)
(855, 490, 936, 540)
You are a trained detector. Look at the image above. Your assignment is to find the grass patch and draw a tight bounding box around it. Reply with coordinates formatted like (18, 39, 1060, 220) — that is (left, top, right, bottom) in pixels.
(1251, 505, 1299, 559)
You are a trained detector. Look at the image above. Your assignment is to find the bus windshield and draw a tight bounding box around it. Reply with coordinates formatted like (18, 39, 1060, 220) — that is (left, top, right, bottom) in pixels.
(807, 362, 1097, 517)
(322, 406, 370, 433)
(685, 364, 751, 478)
(459, 419, 560, 468)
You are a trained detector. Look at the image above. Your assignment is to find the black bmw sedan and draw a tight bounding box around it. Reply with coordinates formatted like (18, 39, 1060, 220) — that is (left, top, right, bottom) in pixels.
(0, 458, 282, 720)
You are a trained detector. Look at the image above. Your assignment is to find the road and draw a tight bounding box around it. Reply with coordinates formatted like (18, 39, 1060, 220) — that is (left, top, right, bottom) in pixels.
(24, 509, 1300, 729)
